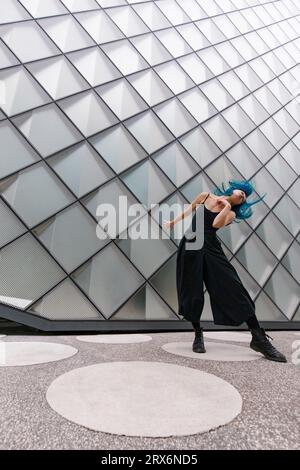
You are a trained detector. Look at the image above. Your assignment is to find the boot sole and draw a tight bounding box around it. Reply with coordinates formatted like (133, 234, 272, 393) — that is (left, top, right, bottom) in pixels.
(250, 344, 287, 363)
(192, 345, 206, 353)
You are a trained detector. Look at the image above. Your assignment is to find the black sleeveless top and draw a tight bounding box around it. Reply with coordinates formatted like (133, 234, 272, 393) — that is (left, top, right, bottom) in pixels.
(184, 192, 223, 254)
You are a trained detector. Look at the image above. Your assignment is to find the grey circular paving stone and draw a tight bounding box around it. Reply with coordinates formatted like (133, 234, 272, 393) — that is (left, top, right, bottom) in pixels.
(76, 334, 152, 344)
(0, 342, 78, 366)
(162, 341, 261, 362)
(46, 361, 242, 437)
(204, 331, 251, 343)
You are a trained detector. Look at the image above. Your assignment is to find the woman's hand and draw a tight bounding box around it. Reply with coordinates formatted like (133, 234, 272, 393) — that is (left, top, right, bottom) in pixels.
(215, 196, 231, 210)
(212, 197, 233, 229)
(163, 219, 175, 230)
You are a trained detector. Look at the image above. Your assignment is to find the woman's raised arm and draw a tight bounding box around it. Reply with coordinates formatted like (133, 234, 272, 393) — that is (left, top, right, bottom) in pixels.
(163, 192, 209, 229)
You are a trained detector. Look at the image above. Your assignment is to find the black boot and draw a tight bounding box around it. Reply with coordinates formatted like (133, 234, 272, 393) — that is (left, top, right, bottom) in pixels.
(249, 328, 287, 363)
(192, 326, 206, 353)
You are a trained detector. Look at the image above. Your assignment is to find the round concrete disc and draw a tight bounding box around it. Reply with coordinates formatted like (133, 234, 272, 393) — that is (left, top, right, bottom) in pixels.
(0, 342, 77, 366)
(162, 341, 261, 362)
(46, 361, 242, 437)
(204, 331, 251, 343)
(76, 334, 152, 344)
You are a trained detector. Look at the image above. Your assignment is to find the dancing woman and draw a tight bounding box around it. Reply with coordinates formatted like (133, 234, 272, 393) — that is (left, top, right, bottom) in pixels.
(164, 180, 287, 363)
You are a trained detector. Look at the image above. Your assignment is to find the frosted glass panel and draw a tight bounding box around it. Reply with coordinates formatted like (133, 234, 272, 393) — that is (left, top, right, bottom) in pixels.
(155, 61, 194, 94)
(236, 234, 278, 287)
(75, 9, 123, 45)
(0, 163, 75, 228)
(101, 39, 149, 75)
(0, 66, 50, 116)
(19, 0, 67, 17)
(34, 203, 108, 273)
(96, 79, 147, 120)
(0, 233, 65, 309)
(116, 213, 176, 278)
(155, 28, 193, 57)
(26, 55, 90, 100)
(67, 47, 121, 86)
(177, 54, 213, 84)
(153, 141, 200, 187)
(201, 79, 235, 111)
(0, 0, 30, 24)
(0, 121, 40, 179)
(179, 88, 217, 123)
(89, 124, 147, 175)
(0, 200, 27, 248)
(121, 159, 175, 209)
(0, 21, 60, 62)
(12, 104, 82, 157)
(153, 98, 197, 137)
(71, 243, 144, 318)
(31, 279, 102, 320)
(127, 69, 173, 107)
(264, 265, 299, 319)
(180, 127, 221, 168)
(58, 90, 118, 137)
(202, 114, 240, 151)
(48, 141, 114, 197)
(124, 110, 174, 154)
(131, 2, 171, 30)
(0, 41, 19, 68)
(83, 179, 147, 236)
(155, 0, 190, 25)
(38, 15, 95, 52)
(130, 33, 172, 66)
(106, 5, 150, 36)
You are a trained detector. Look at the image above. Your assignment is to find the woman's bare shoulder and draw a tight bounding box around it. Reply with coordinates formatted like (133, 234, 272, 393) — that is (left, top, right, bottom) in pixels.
(225, 211, 236, 225)
(195, 191, 210, 203)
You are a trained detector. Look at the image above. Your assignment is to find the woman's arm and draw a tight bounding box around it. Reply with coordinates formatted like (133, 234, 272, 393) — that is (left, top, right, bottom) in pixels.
(224, 211, 236, 226)
(212, 199, 236, 229)
(163, 191, 209, 229)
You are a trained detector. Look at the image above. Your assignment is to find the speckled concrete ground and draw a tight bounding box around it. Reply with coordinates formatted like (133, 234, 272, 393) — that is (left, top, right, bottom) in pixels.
(0, 330, 299, 450)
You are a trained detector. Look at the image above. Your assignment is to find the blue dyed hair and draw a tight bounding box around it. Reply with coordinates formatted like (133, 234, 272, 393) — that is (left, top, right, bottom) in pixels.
(212, 179, 267, 223)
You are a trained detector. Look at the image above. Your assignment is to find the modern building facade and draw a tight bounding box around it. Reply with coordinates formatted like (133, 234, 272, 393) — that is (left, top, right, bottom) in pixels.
(0, 0, 299, 331)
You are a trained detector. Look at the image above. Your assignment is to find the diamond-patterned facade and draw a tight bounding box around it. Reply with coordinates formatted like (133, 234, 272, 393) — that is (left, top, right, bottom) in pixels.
(0, 0, 299, 328)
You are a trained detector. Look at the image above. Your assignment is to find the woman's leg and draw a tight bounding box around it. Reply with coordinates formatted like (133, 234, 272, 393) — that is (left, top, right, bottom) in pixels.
(246, 313, 260, 329)
(246, 314, 287, 362)
(191, 320, 206, 353)
(192, 320, 201, 330)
